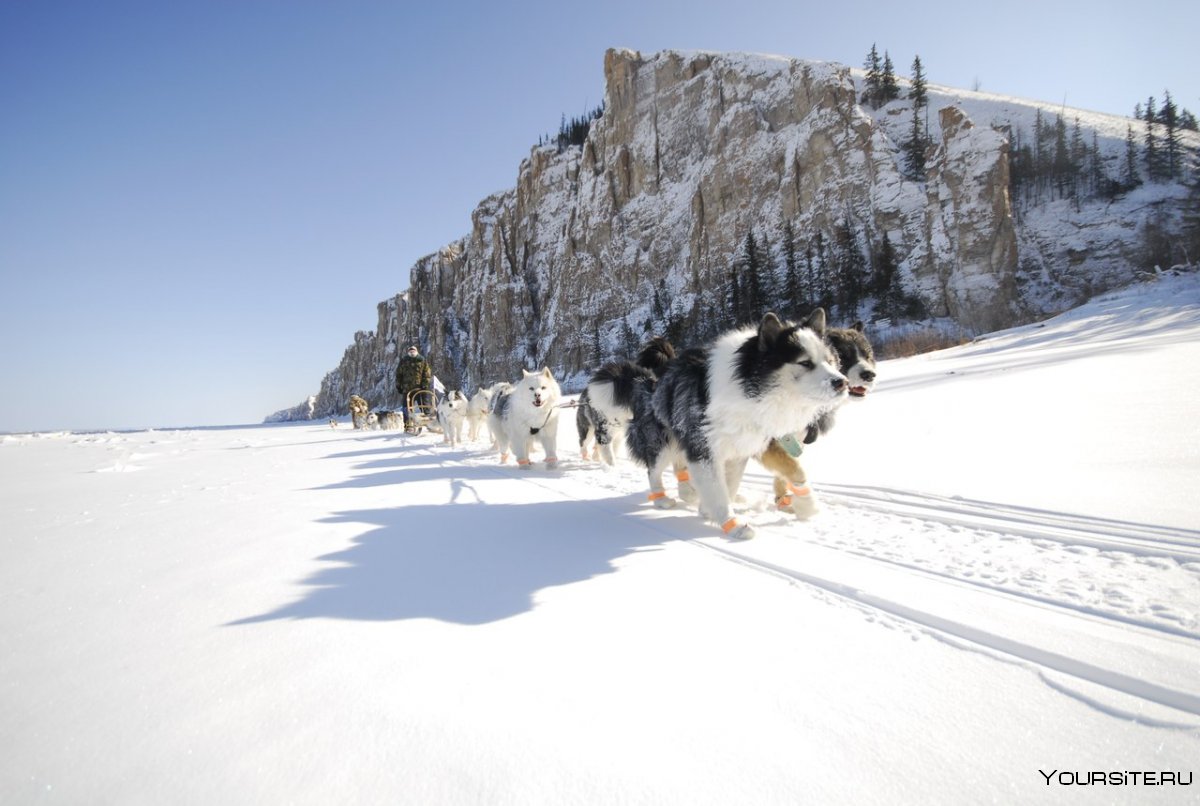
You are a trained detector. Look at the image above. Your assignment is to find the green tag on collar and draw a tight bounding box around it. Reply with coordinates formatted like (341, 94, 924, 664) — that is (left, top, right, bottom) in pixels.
(777, 433, 804, 457)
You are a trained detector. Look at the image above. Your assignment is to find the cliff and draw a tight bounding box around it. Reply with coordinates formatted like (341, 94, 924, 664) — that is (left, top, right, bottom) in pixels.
(268, 48, 1198, 421)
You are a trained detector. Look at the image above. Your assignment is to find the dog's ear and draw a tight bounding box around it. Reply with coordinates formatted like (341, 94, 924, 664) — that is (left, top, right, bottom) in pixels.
(757, 312, 787, 351)
(852, 320, 865, 333)
(522, 368, 535, 379)
(541, 367, 553, 379)
(801, 308, 827, 338)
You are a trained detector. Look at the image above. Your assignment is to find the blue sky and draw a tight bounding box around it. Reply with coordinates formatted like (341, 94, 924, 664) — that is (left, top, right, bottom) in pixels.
(2, 0, 1196, 432)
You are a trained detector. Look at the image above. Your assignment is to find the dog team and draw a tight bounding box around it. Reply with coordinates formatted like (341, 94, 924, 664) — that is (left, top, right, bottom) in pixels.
(359, 308, 876, 540)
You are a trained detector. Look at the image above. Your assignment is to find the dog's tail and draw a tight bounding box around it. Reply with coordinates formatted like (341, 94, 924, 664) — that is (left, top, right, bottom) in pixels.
(636, 336, 676, 378)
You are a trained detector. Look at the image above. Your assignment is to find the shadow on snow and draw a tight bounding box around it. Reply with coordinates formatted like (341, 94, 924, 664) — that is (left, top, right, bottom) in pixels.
(227, 498, 666, 627)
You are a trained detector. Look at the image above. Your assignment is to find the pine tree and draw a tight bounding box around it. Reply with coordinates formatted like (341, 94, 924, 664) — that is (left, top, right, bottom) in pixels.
(742, 230, 764, 320)
(1145, 97, 1165, 181)
(665, 297, 688, 346)
(909, 55, 928, 109)
(871, 234, 896, 295)
(762, 234, 782, 311)
(903, 105, 927, 181)
(863, 44, 882, 107)
(1052, 114, 1071, 197)
(1033, 109, 1052, 202)
(619, 317, 639, 357)
(901, 55, 930, 181)
(803, 242, 818, 311)
(552, 104, 604, 153)
(873, 234, 902, 320)
(1069, 117, 1087, 197)
(1008, 126, 1033, 208)
(812, 231, 832, 311)
(782, 220, 803, 313)
(768, 235, 787, 309)
(591, 323, 604, 366)
(727, 268, 743, 328)
(1089, 130, 1104, 197)
(1123, 124, 1142, 189)
(1161, 90, 1182, 180)
(881, 52, 900, 103)
(832, 220, 866, 319)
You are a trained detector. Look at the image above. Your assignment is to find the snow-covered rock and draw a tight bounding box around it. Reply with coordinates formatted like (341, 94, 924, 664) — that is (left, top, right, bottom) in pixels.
(286, 48, 1198, 421)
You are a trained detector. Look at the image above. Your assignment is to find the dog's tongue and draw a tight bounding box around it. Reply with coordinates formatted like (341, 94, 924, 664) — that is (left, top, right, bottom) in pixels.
(850, 386, 868, 397)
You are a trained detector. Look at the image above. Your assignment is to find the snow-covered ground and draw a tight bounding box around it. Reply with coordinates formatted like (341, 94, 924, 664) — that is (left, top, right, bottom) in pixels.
(3, 272, 1199, 804)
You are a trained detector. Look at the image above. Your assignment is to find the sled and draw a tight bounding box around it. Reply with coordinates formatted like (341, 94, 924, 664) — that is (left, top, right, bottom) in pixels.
(405, 389, 442, 435)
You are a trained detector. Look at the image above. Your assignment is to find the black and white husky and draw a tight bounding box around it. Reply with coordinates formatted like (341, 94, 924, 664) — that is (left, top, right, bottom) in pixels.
(489, 369, 562, 469)
(576, 336, 676, 465)
(627, 310, 848, 540)
(436, 390, 468, 447)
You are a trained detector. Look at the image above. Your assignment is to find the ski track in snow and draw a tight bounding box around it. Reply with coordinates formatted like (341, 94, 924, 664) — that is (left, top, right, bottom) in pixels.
(807, 484, 1200, 638)
(417, 434, 1200, 725)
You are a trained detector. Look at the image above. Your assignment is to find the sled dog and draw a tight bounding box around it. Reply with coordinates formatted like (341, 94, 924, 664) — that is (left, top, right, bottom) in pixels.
(437, 391, 468, 447)
(467, 384, 501, 443)
(576, 336, 676, 465)
(490, 369, 562, 468)
(627, 310, 847, 540)
(371, 410, 403, 431)
(757, 320, 877, 516)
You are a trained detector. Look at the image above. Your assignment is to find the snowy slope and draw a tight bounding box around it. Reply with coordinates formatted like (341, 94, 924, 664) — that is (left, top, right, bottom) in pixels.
(2, 271, 1199, 804)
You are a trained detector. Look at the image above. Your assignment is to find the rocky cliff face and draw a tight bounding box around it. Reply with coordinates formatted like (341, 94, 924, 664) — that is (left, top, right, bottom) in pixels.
(271, 48, 1195, 421)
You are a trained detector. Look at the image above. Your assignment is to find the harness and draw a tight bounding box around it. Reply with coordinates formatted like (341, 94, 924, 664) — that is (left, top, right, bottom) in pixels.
(530, 400, 578, 435)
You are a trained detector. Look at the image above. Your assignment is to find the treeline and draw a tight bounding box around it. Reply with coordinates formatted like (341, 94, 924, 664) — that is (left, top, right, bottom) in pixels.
(536, 103, 605, 153)
(862, 42, 1197, 194)
(1009, 93, 1196, 208)
(718, 221, 925, 330)
(861, 43, 933, 181)
(1133, 93, 1197, 184)
(596, 219, 926, 362)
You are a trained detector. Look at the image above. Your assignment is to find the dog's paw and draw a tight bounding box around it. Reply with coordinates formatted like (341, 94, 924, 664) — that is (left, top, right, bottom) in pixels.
(726, 523, 756, 540)
(790, 494, 819, 520)
(677, 480, 698, 504)
(718, 517, 755, 540)
(652, 496, 677, 510)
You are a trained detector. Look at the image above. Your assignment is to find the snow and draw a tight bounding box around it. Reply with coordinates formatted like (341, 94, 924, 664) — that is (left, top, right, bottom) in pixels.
(3, 272, 1199, 803)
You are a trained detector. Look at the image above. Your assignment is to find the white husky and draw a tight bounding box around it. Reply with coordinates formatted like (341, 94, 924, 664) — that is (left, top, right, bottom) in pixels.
(467, 384, 499, 443)
(489, 368, 562, 469)
(436, 390, 468, 447)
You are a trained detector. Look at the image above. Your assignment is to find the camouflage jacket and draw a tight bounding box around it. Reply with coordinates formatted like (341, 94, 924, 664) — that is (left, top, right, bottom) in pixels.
(395, 354, 432, 393)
